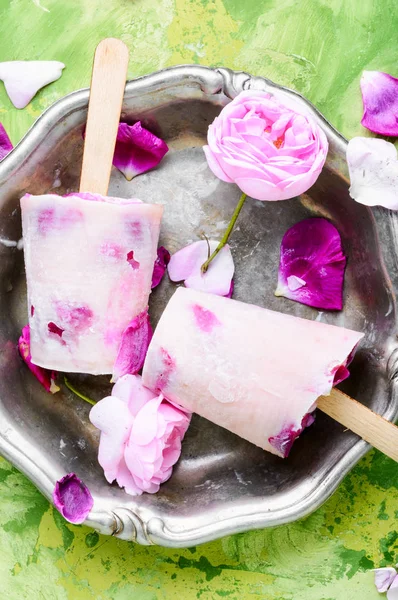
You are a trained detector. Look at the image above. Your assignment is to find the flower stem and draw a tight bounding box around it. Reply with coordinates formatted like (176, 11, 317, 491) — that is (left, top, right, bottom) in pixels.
(64, 377, 96, 406)
(201, 192, 247, 273)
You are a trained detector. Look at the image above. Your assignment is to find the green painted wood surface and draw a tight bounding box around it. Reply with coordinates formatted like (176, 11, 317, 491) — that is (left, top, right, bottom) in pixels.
(0, 0, 397, 598)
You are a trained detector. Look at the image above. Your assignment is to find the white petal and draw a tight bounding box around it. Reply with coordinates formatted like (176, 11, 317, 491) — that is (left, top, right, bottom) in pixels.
(168, 240, 234, 296)
(347, 137, 398, 210)
(374, 567, 397, 593)
(0, 61, 65, 109)
(388, 576, 398, 600)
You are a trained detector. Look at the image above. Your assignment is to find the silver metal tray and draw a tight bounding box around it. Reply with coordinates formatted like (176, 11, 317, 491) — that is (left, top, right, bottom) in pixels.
(0, 65, 398, 547)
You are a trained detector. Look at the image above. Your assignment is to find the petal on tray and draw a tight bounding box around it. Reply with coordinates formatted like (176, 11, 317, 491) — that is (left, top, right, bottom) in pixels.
(113, 122, 169, 180)
(168, 239, 235, 297)
(275, 218, 346, 310)
(347, 136, 398, 210)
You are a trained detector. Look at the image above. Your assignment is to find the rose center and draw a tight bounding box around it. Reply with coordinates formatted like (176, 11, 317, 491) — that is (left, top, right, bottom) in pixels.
(273, 137, 284, 149)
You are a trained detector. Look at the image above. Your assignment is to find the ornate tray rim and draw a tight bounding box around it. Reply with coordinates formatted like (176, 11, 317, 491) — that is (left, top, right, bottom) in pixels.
(1, 65, 397, 547)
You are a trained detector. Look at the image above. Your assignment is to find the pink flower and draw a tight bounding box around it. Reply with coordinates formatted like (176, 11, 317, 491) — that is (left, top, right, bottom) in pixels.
(168, 240, 234, 296)
(0, 122, 13, 160)
(275, 218, 346, 310)
(53, 473, 93, 524)
(89, 374, 191, 495)
(360, 71, 398, 136)
(113, 122, 169, 180)
(18, 325, 59, 393)
(204, 90, 328, 201)
(0, 61, 65, 109)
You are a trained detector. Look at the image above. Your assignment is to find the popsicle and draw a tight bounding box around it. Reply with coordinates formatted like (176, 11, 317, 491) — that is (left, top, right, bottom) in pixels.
(142, 287, 364, 457)
(21, 193, 162, 374)
(20, 39, 163, 374)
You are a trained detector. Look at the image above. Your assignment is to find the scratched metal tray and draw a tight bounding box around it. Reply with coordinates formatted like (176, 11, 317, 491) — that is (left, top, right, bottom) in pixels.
(0, 66, 397, 547)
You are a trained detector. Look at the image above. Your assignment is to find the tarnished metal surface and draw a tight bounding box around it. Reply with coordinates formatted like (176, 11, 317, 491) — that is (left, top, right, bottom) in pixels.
(0, 65, 397, 547)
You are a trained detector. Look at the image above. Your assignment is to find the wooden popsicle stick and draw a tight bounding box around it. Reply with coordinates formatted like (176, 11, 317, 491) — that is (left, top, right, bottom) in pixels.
(79, 38, 129, 194)
(317, 389, 398, 462)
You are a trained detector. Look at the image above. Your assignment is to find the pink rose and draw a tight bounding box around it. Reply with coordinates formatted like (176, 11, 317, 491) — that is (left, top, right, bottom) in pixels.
(89, 374, 190, 495)
(203, 90, 328, 201)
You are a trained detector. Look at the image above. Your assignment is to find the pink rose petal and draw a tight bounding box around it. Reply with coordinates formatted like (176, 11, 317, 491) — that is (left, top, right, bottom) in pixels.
(360, 71, 398, 136)
(112, 373, 155, 415)
(113, 122, 169, 180)
(374, 568, 398, 594)
(275, 218, 346, 310)
(130, 395, 164, 445)
(0, 61, 65, 109)
(0, 122, 13, 160)
(152, 246, 171, 289)
(114, 456, 143, 495)
(168, 240, 234, 296)
(112, 309, 153, 382)
(53, 473, 93, 524)
(347, 137, 398, 210)
(89, 396, 133, 483)
(18, 325, 59, 393)
(90, 374, 191, 496)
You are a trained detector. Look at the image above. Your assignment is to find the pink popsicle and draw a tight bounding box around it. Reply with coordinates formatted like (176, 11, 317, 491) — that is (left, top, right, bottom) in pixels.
(142, 287, 364, 457)
(21, 192, 163, 374)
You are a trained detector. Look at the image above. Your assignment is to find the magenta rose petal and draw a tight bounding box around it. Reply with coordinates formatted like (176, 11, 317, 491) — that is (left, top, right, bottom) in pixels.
(152, 246, 171, 289)
(168, 240, 234, 296)
(360, 70, 398, 136)
(113, 122, 169, 180)
(112, 310, 153, 382)
(275, 218, 346, 310)
(53, 473, 93, 524)
(0, 122, 13, 160)
(347, 137, 398, 210)
(18, 325, 59, 393)
(0, 61, 65, 109)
